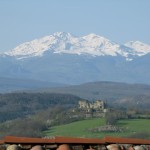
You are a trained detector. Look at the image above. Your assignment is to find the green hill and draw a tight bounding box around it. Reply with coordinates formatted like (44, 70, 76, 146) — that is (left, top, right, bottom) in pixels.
(44, 118, 150, 139)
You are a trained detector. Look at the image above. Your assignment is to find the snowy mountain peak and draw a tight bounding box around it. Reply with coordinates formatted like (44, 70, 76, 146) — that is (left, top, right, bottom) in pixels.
(4, 32, 150, 60)
(83, 33, 100, 38)
(53, 32, 72, 37)
(83, 33, 110, 43)
(53, 32, 74, 40)
(125, 41, 150, 56)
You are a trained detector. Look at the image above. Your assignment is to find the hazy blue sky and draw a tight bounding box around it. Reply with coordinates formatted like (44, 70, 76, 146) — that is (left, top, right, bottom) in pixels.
(0, 0, 150, 52)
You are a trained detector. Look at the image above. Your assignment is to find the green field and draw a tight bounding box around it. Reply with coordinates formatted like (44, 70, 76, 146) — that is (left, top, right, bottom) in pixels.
(44, 118, 150, 138)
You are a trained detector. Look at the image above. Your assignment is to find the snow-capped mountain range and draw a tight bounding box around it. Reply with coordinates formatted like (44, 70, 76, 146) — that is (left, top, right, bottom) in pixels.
(0, 32, 150, 86)
(3, 32, 150, 60)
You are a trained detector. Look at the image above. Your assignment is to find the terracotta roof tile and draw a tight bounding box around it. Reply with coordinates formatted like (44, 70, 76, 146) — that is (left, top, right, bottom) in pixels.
(104, 136, 150, 144)
(2, 136, 150, 145)
(0, 140, 4, 144)
(55, 136, 105, 144)
(4, 136, 55, 144)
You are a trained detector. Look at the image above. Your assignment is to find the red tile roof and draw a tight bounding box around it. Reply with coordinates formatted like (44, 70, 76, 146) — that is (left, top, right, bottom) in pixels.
(0, 140, 4, 144)
(55, 136, 105, 144)
(1, 136, 150, 145)
(4, 136, 55, 144)
(104, 136, 150, 144)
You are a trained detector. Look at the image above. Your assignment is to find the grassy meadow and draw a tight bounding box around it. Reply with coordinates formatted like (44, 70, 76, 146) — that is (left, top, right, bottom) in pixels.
(44, 118, 150, 138)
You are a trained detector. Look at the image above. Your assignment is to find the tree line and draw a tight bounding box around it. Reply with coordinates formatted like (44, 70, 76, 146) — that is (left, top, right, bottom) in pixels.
(0, 92, 80, 122)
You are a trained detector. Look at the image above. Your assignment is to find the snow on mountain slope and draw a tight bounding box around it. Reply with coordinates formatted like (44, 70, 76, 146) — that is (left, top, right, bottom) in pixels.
(5, 35, 57, 58)
(125, 41, 150, 56)
(4, 32, 150, 60)
(5, 32, 122, 58)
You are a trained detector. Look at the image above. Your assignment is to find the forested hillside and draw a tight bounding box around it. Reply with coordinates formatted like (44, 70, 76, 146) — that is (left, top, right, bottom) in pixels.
(0, 92, 80, 122)
(33, 81, 150, 109)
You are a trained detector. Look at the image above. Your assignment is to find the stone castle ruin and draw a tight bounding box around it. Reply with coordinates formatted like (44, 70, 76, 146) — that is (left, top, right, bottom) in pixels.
(78, 100, 106, 112)
(71, 100, 107, 118)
